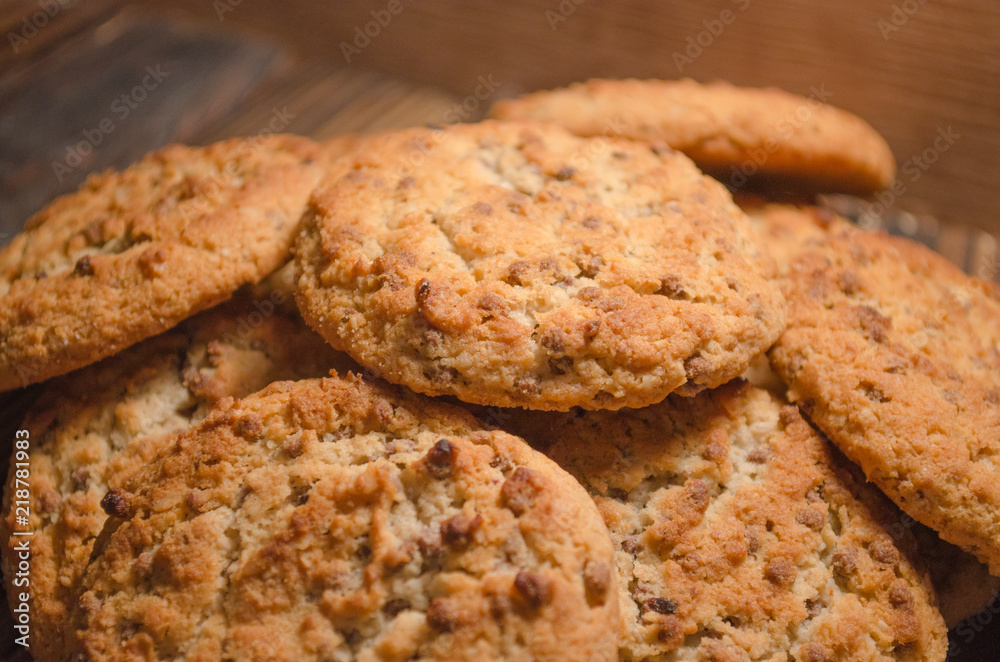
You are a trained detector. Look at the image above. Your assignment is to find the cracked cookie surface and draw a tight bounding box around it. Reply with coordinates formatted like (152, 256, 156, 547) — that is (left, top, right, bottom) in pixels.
(295, 121, 785, 410)
(501, 380, 947, 662)
(0, 135, 331, 390)
(65, 375, 618, 662)
(767, 213, 1000, 575)
(489, 79, 896, 194)
(1, 290, 353, 662)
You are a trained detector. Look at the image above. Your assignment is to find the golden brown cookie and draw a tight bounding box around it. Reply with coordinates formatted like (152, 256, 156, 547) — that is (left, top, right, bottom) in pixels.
(64, 375, 618, 662)
(1, 290, 353, 662)
(748, 204, 1000, 619)
(743, 202, 854, 275)
(500, 380, 947, 662)
(0, 135, 328, 391)
(295, 120, 786, 411)
(768, 215, 1000, 575)
(489, 79, 896, 194)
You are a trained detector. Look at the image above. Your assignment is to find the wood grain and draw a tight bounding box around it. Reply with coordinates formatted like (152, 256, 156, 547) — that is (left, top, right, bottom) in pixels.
(0, 3, 999, 658)
(0, 8, 285, 241)
(144, 0, 1000, 234)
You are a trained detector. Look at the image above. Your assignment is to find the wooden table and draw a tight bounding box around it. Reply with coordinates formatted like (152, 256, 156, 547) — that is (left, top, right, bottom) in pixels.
(1, 1, 999, 659)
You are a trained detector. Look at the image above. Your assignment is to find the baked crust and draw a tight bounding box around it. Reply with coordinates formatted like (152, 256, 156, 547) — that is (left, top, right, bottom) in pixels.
(295, 120, 785, 410)
(501, 380, 948, 661)
(0, 135, 331, 390)
(490, 78, 896, 194)
(768, 214, 1000, 575)
(65, 375, 618, 661)
(1, 291, 352, 662)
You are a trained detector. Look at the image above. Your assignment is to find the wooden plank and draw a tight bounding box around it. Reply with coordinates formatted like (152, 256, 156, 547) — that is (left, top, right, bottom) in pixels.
(0, 0, 120, 72)
(0, 8, 285, 242)
(194, 64, 462, 142)
(146, 0, 1000, 235)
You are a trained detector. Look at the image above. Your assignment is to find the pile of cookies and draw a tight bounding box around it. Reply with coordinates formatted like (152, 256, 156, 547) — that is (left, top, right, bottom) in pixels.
(2, 79, 997, 662)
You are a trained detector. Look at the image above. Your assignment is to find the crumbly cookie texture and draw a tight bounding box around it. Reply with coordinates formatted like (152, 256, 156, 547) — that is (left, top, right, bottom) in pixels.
(489, 78, 896, 194)
(767, 214, 1000, 575)
(742, 203, 851, 276)
(751, 203, 1000, 625)
(0, 135, 331, 391)
(501, 380, 947, 662)
(65, 375, 618, 662)
(0, 292, 353, 662)
(736, 315, 1000, 631)
(295, 120, 785, 410)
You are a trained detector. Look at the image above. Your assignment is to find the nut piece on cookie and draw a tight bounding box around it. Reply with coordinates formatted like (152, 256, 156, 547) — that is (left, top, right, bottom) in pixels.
(295, 120, 786, 411)
(64, 375, 618, 662)
(0, 290, 354, 662)
(489, 78, 896, 195)
(502, 380, 948, 662)
(0, 134, 354, 391)
(768, 212, 1000, 576)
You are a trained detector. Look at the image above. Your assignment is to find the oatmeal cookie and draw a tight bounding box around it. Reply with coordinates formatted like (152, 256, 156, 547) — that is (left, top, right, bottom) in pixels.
(1, 291, 352, 662)
(295, 121, 785, 410)
(501, 380, 947, 661)
(769, 216, 1000, 575)
(490, 79, 895, 194)
(64, 375, 618, 661)
(0, 135, 328, 390)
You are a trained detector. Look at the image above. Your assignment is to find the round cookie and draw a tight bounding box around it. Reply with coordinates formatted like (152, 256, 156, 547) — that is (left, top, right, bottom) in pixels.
(746, 205, 1000, 608)
(500, 380, 947, 662)
(489, 79, 896, 194)
(64, 375, 619, 662)
(1, 291, 354, 662)
(0, 135, 328, 391)
(295, 120, 786, 411)
(767, 214, 1000, 575)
